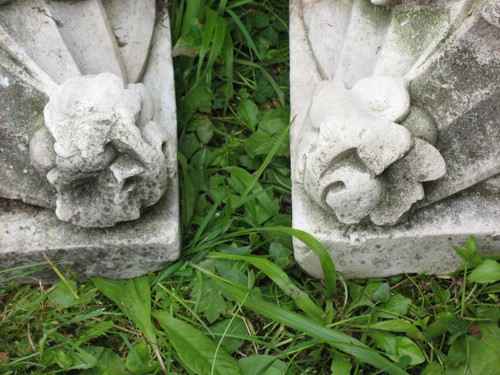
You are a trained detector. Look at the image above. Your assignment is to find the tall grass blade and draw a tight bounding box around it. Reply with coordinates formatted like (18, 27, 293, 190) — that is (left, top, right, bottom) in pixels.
(178, 152, 195, 229)
(171, 0, 185, 41)
(197, 7, 218, 80)
(222, 29, 234, 112)
(43, 254, 79, 299)
(181, 0, 202, 37)
(216, 280, 408, 375)
(234, 58, 286, 105)
(217, 0, 228, 15)
(226, 9, 262, 61)
(205, 16, 227, 81)
(209, 253, 325, 323)
(228, 167, 278, 216)
(235, 120, 291, 207)
(92, 276, 166, 374)
(189, 193, 224, 250)
(154, 312, 240, 375)
(224, 226, 336, 295)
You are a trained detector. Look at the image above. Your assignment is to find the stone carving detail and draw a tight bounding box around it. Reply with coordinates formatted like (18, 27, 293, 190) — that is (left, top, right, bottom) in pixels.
(290, 0, 500, 278)
(0, 0, 180, 282)
(296, 76, 446, 226)
(0, 0, 175, 228)
(30, 73, 170, 227)
(481, 0, 500, 28)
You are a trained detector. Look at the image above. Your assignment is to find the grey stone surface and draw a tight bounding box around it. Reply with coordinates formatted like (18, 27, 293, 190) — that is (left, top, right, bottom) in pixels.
(0, 184, 179, 284)
(409, 8, 500, 205)
(0, 27, 58, 207)
(481, 0, 500, 28)
(0, 0, 81, 84)
(291, 0, 500, 278)
(46, 0, 127, 80)
(293, 184, 500, 279)
(102, 0, 155, 83)
(0, 2, 179, 282)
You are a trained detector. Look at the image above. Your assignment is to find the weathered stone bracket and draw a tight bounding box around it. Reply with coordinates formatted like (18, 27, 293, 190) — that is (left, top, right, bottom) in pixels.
(296, 76, 445, 226)
(0, 0, 179, 282)
(30, 73, 172, 227)
(290, 0, 500, 278)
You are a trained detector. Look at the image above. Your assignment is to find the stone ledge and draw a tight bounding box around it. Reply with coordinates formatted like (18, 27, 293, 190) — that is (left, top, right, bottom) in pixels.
(293, 184, 500, 279)
(0, 178, 180, 285)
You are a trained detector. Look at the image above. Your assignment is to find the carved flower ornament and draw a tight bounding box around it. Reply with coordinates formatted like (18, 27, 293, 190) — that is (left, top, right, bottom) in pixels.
(30, 73, 171, 227)
(295, 76, 446, 226)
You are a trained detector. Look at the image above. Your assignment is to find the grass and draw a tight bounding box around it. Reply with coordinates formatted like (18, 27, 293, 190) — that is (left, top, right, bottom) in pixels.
(1, 1, 500, 374)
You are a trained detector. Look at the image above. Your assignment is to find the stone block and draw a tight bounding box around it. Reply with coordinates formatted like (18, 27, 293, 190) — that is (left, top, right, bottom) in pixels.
(0, 2, 179, 284)
(290, 0, 500, 278)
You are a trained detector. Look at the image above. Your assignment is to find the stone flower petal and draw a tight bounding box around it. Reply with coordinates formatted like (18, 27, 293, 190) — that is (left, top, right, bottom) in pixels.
(370, 138, 446, 225)
(351, 76, 410, 122)
(356, 120, 413, 175)
(29, 127, 56, 173)
(321, 156, 384, 223)
(369, 176, 424, 226)
(408, 138, 446, 182)
(309, 80, 350, 129)
(300, 75, 446, 226)
(309, 77, 413, 176)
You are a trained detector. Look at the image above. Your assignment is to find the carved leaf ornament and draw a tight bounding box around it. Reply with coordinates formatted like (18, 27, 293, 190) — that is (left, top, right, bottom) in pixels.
(291, 0, 500, 227)
(296, 76, 446, 226)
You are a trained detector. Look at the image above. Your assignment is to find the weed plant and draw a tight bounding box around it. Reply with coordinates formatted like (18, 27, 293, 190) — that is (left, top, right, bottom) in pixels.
(1, 1, 500, 374)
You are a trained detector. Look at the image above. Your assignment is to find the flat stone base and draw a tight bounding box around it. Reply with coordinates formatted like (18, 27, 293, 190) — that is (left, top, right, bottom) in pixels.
(293, 185, 500, 279)
(0, 179, 179, 285)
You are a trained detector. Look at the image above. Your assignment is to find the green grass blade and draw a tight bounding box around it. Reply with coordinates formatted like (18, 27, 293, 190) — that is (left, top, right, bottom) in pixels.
(92, 276, 166, 373)
(178, 151, 195, 229)
(154, 312, 240, 375)
(236, 186, 274, 208)
(170, 0, 185, 41)
(0, 262, 52, 284)
(209, 253, 325, 324)
(188, 193, 224, 251)
(217, 0, 228, 15)
(181, 0, 202, 37)
(227, 166, 278, 216)
(205, 16, 227, 80)
(234, 58, 285, 105)
(216, 280, 408, 375)
(0, 261, 50, 273)
(222, 29, 234, 113)
(255, 227, 336, 295)
(224, 226, 336, 295)
(226, 0, 255, 9)
(151, 261, 186, 290)
(197, 7, 218, 80)
(226, 9, 262, 61)
(235, 120, 291, 207)
(43, 254, 79, 299)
